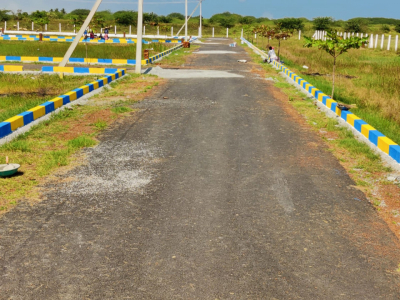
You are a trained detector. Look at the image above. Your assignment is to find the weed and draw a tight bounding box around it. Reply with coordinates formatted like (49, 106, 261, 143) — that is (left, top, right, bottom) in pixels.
(67, 136, 97, 149)
(111, 106, 132, 114)
(374, 200, 382, 206)
(1, 140, 31, 152)
(93, 121, 108, 130)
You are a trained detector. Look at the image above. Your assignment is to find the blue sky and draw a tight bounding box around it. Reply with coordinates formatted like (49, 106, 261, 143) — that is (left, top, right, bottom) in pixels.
(3, 0, 400, 20)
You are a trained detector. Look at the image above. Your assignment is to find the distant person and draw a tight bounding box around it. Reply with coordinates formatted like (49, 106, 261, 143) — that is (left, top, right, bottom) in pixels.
(90, 31, 94, 39)
(83, 29, 88, 40)
(99, 32, 105, 40)
(104, 27, 109, 40)
(268, 46, 278, 63)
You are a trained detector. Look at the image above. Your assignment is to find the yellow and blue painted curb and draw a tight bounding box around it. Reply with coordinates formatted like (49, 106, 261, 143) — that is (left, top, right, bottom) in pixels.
(241, 37, 400, 164)
(42, 66, 125, 74)
(0, 34, 182, 44)
(0, 65, 23, 72)
(0, 44, 183, 66)
(0, 69, 126, 139)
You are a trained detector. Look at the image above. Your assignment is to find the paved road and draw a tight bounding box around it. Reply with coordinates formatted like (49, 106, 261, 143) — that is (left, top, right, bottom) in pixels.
(1, 40, 400, 299)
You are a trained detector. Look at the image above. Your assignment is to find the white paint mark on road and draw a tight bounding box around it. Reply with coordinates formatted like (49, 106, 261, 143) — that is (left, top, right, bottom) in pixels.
(271, 172, 295, 213)
(146, 66, 244, 79)
(194, 51, 239, 54)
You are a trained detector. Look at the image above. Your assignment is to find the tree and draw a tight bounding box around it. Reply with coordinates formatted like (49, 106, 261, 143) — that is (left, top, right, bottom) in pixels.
(69, 9, 90, 16)
(114, 11, 137, 26)
(395, 23, 400, 33)
(33, 16, 49, 32)
(380, 24, 391, 33)
(0, 10, 12, 22)
(240, 16, 256, 25)
(143, 12, 158, 25)
(158, 15, 172, 24)
(271, 25, 292, 60)
(219, 17, 236, 29)
(275, 18, 304, 31)
(345, 18, 368, 32)
(304, 31, 368, 99)
(313, 17, 334, 30)
(167, 12, 184, 20)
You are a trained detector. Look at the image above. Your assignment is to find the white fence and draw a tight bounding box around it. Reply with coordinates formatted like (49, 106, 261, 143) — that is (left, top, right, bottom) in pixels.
(312, 30, 399, 52)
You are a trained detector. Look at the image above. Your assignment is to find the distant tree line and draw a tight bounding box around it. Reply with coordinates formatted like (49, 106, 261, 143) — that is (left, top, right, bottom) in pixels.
(1, 9, 399, 33)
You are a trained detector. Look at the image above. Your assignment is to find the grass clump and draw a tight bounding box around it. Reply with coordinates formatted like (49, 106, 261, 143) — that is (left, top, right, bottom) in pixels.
(111, 106, 132, 114)
(68, 136, 97, 149)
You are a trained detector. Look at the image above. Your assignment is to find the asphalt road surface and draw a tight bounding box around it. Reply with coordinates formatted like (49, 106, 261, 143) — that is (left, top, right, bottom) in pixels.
(1, 39, 400, 299)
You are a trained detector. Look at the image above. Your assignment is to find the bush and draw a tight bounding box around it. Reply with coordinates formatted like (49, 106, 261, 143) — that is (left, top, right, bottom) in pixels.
(0, 10, 12, 22)
(167, 12, 185, 20)
(158, 15, 172, 23)
(240, 16, 256, 25)
(380, 24, 391, 33)
(275, 18, 304, 31)
(345, 19, 368, 32)
(69, 9, 90, 16)
(313, 17, 334, 30)
(114, 11, 137, 26)
(395, 23, 400, 33)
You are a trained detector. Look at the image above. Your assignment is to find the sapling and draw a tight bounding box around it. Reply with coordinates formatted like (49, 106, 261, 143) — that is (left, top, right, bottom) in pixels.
(304, 30, 368, 99)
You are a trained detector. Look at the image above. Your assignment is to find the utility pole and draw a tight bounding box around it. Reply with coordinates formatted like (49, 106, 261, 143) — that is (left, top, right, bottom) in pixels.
(199, 0, 202, 38)
(135, 0, 144, 74)
(185, 0, 188, 41)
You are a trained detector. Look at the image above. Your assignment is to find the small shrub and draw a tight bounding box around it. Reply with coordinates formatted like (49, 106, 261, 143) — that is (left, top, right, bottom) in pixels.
(381, 24, 391, 33)
(395, 23, 400, 33)
(111, 106, 132, 114)
(68, 136, 97, 149)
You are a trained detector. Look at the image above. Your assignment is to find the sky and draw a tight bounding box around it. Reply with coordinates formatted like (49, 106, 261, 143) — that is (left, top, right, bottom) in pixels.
(2, 0, 400, 21)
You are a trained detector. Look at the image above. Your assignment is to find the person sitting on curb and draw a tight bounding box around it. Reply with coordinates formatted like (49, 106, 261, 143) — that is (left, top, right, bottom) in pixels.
(268, 46, 278, 63)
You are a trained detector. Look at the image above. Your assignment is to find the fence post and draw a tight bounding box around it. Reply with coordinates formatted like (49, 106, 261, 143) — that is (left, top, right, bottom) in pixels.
(17, 21, 19, 31)
(395, 35, 399, 52)
(375, 34, 378, 48)
(32, 22, 34, 31)
(361, 33, 363, 39)
(299, 30, 301, 40)
(212, 27, 214, 37)
(74, 24, 76, 34)
(381, 34, 384, 49)
(171, 26, 173, 36)
(59, 23, 61, 32)
(45, 24, 47, 31)
(4, 21, 6, 32)
(129, 25, 131, 35)
(344, 32, 347, 39)
(227, 28, 229, 38)
(387, 35, 391, 50)
(143, 25, 145, 35)
(369, 34, 374, 48)
(114, 25, 116, 35)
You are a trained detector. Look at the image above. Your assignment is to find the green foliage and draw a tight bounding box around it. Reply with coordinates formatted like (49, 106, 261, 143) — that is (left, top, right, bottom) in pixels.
(380, 24, 391, 33)
(209, 12, 241, 26)
(240, 16, 257, 25)
(167, 12, 185, 20)
(313, 17, 334, 30)
(345, 18, 368, 32)
(158, 15, 172, 24)
(395, 23, 400, 33)
(69, 9, 90, 17)
(348, 17, 400, 25)
(0, 10, 12, 22)
(275, 18, 304, 31)
(256, 17, 270, 23)
(30, 10, 48, 19)
(114, 10, 137, 26)
(143, 12, 159, 25)
(304, 31, 368, 98)
(67, 136, 97, 149)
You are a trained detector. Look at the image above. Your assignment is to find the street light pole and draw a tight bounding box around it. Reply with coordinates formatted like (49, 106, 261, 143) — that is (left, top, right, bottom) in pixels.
(135, 0, 144, 74)
(185, 0, 188, 41)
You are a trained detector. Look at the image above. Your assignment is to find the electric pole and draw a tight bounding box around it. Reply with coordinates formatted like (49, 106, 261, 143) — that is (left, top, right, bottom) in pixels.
(185, 0, 188, 41)
(135, 0, 144, 74)
(199, 0, 202, 38)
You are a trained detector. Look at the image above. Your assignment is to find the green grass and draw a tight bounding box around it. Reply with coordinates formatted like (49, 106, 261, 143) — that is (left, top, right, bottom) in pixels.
(0, 73, 97, 122)
(158, 45, 200, 66)
(111, 106, 132, 114)
(0, 41, 172, 59)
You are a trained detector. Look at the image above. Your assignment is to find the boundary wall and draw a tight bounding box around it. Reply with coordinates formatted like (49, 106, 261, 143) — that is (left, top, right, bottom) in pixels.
(241, 37, 400, 166)
(0, 70, 125, 140)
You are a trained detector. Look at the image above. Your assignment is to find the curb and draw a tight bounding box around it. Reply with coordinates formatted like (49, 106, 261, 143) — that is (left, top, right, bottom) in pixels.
(0, 69, 126, 140)
(241, 37, 400, 166)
